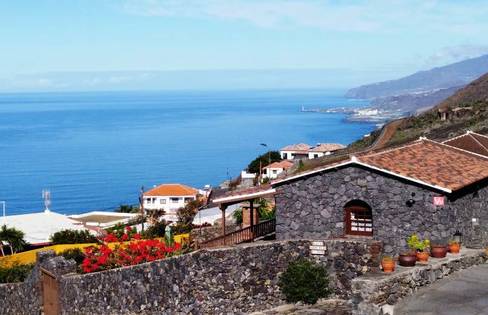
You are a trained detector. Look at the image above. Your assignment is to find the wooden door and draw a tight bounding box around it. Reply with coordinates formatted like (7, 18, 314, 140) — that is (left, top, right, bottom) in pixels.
(41, 268, 60, 315)
(345, 204, 373, 236)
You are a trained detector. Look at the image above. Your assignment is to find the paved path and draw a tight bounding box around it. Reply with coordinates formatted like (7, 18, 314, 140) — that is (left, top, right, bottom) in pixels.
(394, 264, 488, 315)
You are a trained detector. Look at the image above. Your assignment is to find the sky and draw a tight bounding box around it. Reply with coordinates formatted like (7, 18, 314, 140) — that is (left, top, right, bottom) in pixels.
(1, 0, 488, 91)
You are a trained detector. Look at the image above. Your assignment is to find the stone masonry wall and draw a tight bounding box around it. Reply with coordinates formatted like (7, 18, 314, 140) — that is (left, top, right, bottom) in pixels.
(275, 165, 488, 255)
(57, 239, 379, 314)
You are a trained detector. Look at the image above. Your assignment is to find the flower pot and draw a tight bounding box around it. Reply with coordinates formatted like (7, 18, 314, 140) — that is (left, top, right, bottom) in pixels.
(430, 245, 447, 258)
(448, 243, 460, 254)
(381, 259, 395, 273)
(398, 253, 417, 267)
(416, 251, 429, 262)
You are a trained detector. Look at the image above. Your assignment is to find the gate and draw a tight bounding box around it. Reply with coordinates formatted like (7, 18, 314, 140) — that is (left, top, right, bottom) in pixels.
(41, 268, 60, 315)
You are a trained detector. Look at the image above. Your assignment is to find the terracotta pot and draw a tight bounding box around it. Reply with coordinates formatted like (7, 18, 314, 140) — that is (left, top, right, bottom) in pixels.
(449, 243, 460, 254)
(430, 245, 448, 258)
(398, 253, 417, 267)
(416, 251, 429, 262)
(381, 259, 395, 273)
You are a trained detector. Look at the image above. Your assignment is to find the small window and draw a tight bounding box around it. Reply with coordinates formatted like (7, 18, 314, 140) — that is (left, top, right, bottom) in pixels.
(283, 153, 288, 159)
(160, 199, 166, 204)
(170, 197, 180, 203)
(314, 154, 319, 158)
(272, 170, 277, 174)
(184, 197, 194, 203)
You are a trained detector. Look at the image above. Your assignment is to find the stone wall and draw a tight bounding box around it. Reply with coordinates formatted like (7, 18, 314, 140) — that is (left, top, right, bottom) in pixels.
(57, 239, 378, 314)
(275, 165, 488, 255)
(351, 249, 488, 315)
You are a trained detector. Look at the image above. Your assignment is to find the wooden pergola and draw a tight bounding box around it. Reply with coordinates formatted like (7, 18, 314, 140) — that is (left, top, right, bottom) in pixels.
(200, 185, 276, 248)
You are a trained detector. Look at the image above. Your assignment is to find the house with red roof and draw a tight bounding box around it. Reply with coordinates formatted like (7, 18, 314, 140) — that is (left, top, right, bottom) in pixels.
(212, 134, 488, 254)
(263, 160, 294, 179)
(143, 184, 202, 221)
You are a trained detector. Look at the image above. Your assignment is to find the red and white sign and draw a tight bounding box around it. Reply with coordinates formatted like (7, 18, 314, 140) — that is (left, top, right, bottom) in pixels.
(433, 196, 445, 206)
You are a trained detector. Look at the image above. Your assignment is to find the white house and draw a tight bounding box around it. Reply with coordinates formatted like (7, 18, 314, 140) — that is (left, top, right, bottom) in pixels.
(263, 160, 294, 179)
(307, 143, 346, 159)
(143, 184, 202, 221)
(279, 143, 311, 160)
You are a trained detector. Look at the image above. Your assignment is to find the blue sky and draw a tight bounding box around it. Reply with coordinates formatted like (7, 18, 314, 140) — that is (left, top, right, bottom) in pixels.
(2, 0, 488, 91)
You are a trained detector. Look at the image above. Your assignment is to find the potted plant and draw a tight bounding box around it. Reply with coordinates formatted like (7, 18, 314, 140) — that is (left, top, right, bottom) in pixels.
(448, 240, 461, 254)
(398, 251, 417, 267)
(407, 234, 430, 262)
(381, 256, 395, 273)
(430, 243, 448, 258)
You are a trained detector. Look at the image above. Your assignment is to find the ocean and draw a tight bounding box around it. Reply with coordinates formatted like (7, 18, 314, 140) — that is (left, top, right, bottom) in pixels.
(0, 89, 374, 215)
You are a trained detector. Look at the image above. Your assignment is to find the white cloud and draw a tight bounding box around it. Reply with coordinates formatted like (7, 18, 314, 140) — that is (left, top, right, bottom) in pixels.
(425, 45, 488, 67)
(121, 0, 488, 34)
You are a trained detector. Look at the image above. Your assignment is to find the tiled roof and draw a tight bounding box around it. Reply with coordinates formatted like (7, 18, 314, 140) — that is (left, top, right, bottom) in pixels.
(273, 138, 488, 192)
(213, 185, 276, 204)
(357, 139, 488, 192)
(144, 184, 198, 197)
(442, 131, 488, 158)
(280, 143, 311, 152)
(264, 160, 294, 169)
(309, 143, 346, 152)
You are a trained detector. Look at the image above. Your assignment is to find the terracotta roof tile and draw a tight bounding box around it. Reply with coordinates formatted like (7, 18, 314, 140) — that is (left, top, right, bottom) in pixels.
(280, 143, 311, 153)
(358, 140, 488, 191)
(264, 160, 294, 169)
(144, 184, 198, 197)
(309, 143, 346, 152)
(443, 132, 488, 157)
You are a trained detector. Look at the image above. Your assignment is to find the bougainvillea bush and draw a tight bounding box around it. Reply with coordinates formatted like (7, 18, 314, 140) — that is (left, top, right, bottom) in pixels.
(82, 226, 181, 273)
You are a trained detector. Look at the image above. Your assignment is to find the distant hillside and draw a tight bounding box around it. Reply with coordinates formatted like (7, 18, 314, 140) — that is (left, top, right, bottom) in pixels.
(346, 54, 488, 99)
(386, 72, 488, 146)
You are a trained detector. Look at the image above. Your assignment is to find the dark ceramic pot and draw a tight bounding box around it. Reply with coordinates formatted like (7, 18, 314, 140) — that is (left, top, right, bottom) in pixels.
(430, 245, 448, 258)
(398, 253, 417, 267)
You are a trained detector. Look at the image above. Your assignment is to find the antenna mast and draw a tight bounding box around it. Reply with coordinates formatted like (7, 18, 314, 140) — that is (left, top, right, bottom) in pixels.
(42, 189, 51, 212)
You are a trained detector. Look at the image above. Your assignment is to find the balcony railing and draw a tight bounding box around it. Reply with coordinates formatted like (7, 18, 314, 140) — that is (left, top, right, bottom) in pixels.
(198, 218, 276, 249)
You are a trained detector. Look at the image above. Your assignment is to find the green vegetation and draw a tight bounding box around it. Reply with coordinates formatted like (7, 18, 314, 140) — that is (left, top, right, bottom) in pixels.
(0, 225, 27, 253)
(172, 198, 205, 234)
(117, 204, 139, 213)
(0, 263, 34, 283)
(407, 234, 430, 252)
(247, 151, 282, 174)
(232, 199, 275, 225)
(279, 258, 331, 304)
(59, 248, 85, 264)
(142, 220, 167, 239)
(50, 229, 98, 244)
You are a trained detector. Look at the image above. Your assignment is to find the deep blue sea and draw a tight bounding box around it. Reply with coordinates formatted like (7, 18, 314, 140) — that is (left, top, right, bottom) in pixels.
(0, 89, 374, 215)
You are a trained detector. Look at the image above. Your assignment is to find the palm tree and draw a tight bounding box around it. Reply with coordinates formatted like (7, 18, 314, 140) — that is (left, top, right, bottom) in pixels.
(0, 225, 27, 254)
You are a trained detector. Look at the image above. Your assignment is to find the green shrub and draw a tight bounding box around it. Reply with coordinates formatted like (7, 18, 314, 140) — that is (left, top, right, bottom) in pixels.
(59, 248, 85, 264)
(142, 221, 167, 239)
(0, 263, 34, 283)
(279, 258, 331, 304)
(233, 208, 243, 224)
(50, 229, 98, 244)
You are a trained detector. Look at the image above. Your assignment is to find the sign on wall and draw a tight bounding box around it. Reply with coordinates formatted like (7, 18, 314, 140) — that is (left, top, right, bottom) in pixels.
(433, 196, 445, 206)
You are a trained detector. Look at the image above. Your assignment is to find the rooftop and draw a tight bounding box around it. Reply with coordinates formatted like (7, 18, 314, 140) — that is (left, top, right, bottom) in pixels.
(309, 143, 346, 153)
(273, 137, 488, 193)
(280, 143, 311, 152)
(144, 184, 198, 197)
(442, 131, 488, 158)
(1, 210, 86, 244)
(264, 160, 294, 169)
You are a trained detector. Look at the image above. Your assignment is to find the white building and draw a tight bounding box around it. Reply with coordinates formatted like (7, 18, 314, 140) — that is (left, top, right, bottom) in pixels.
(143, 184, 202, 221)
(308, 143, 346, 159)
(69, 211, 138, 229)
(1, 210, 87, 245)
(280, 143, 311, 160)
(263, 160, 294, 179)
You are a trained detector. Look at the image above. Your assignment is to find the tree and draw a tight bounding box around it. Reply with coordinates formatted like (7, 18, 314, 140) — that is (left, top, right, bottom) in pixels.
(0, 225, 27, 254)
(117, 204, 139, 213)
(173, 198, 205, 234)
(247, 151, 282, 174)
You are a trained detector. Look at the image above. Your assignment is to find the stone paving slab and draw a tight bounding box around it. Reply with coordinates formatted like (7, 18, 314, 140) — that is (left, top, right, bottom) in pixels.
(394, 264, 488, 315)
(248, 299, 352, 315)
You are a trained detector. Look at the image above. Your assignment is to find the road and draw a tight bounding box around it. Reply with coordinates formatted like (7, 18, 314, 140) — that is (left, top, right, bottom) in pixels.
(394, 264, 488, 315)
